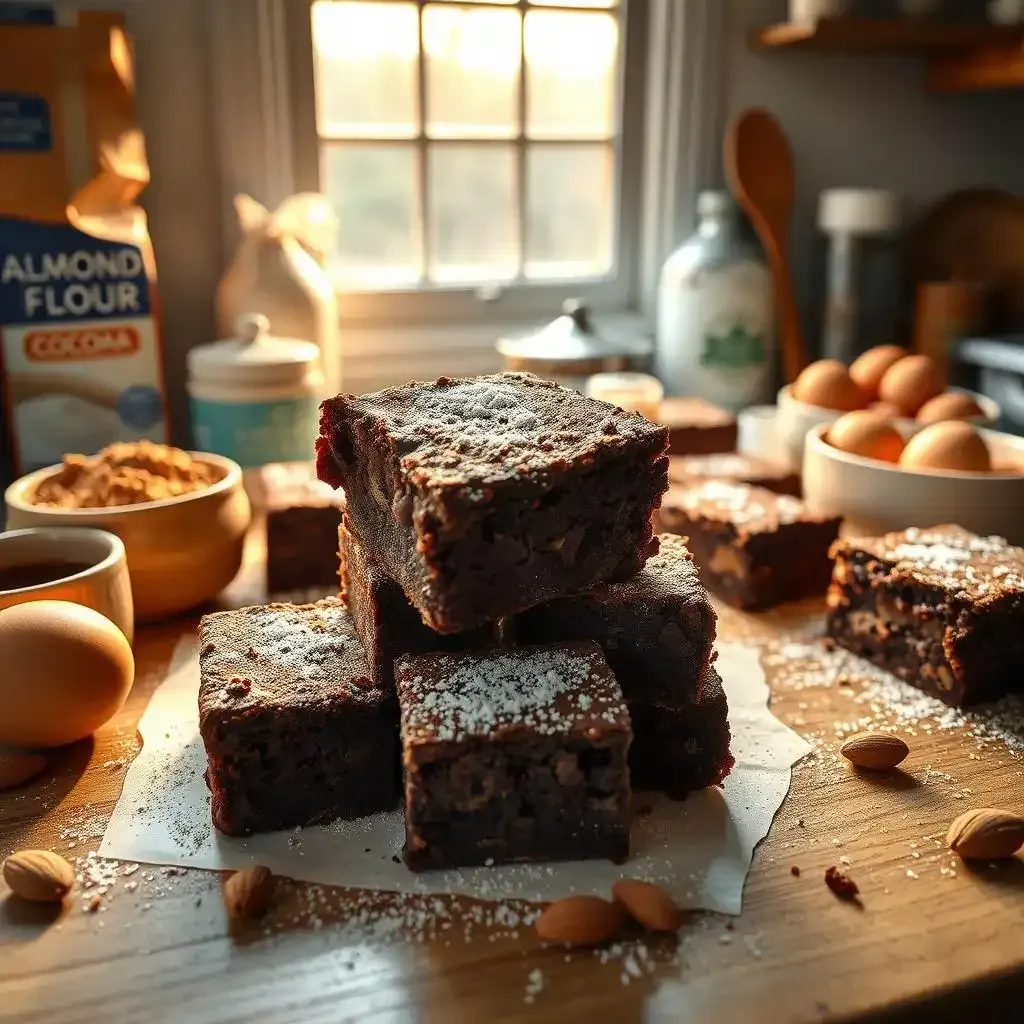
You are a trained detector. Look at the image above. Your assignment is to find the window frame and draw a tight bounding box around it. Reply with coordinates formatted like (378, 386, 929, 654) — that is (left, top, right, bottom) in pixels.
(283, 0, 649, 328)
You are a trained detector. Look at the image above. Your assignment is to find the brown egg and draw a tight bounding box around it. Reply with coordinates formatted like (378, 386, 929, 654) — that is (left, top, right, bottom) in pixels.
(915, 391, 985, 425)
(827, 411, 905, 463)
(878, 355, 941, 417)
(849, 345, 908, 401)
(899, 421, 992, 473)
(0, 600, 134, 748)
(792, 359, 866, 412)
(870, 400, 904, 421)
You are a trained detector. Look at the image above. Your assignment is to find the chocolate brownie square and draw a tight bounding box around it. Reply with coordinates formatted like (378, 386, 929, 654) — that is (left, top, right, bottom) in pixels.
(339, 518, 491, 689)
(628, 668, 734, 798)
(396, 641, 632, 871)
(516, 534, 716, 707)
(316, 372, 669, 634)
(198, 599, 399, 836)
(659, 396, 738, 456)
(260, 462, 344, 595)
(659, 481, 842, 611)
(668, 452, 801, 497)
(826, 524, 1024, 707)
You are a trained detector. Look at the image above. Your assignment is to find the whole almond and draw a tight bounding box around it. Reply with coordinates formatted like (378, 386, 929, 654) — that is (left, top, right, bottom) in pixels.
(535, 895, 625, 946)
(612, 879, 684, 932)
(946, 808, 1024, 860)
(2, 850, 75, 902)
(223, 864, 274, 919)
(839, 732, 909, 770)
(0, 753, 48, 792)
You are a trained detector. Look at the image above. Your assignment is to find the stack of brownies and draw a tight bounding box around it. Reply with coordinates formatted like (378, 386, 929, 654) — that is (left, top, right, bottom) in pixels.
(198, 372, 733, 871)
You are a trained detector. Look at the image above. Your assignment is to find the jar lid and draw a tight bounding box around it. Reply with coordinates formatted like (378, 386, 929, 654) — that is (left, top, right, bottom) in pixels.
(495, 300, 651, 365)
(697, 190, 735, 218)
(188, 314, 321, 383)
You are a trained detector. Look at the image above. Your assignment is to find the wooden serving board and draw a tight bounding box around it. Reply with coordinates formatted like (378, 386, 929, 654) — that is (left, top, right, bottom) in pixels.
(2, 531, 1023, 1024)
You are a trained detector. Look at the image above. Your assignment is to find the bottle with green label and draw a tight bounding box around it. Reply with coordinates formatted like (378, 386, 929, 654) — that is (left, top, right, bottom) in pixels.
(655, 190, 775, 413)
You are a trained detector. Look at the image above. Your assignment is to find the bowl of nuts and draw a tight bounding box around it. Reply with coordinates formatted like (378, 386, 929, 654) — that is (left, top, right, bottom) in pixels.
(4, 441, 252, 621)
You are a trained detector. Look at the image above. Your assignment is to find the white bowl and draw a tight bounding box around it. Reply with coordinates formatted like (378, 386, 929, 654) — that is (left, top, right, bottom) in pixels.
(0, 527, 133, 642)
(777, 385, 1000, 468)
(802, 423, 1024, 543)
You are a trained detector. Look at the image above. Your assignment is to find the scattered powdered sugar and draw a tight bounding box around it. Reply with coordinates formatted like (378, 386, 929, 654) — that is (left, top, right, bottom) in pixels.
(398, 644, 626, 742)
(411, 379, 541, 443)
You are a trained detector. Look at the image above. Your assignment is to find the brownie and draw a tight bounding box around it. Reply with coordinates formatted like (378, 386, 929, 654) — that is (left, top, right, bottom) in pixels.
(629, 668, 734, 798)
(659, 480, 842, 611)
(339, 518, 492, 689)
(198, 599, 399, 836)
(826, 524, 1024, 707)
(668, 452, 801, 498)
(517, 533, 716, 707)
(260, 462, 345, 594)
(396, 641, 632, 871)
(316, 372, 669, 634)
(659, 396, 738, 456)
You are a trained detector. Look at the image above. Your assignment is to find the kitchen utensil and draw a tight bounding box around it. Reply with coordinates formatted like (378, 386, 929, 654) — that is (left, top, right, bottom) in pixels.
(817, 189, 901, 363)
(789, 0, 848, 22)
(495, 300, 652, 393)
(725, 108, 808, 383)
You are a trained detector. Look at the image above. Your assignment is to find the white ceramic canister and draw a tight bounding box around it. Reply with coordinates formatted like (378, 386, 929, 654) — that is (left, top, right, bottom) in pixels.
(187, 313, 324, 468)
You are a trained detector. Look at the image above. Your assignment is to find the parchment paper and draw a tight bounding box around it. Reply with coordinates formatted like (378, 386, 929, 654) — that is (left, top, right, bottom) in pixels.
(100, 639, 810, 914)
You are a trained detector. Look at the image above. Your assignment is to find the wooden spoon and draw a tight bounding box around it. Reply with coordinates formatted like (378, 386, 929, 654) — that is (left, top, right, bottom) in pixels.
(725, 108, 808, 383)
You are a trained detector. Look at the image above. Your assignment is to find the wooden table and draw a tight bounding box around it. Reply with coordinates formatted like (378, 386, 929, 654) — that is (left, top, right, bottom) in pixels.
(3, 540, 1024, 1024)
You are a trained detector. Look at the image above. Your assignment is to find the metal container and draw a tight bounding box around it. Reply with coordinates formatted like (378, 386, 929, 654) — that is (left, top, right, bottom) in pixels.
(495, 300, 652, 393)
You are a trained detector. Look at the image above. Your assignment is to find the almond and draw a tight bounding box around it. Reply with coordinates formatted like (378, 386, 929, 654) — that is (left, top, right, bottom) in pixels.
(223, 864, 274, 919)
(0, 753, 48, 792)
(946, 808, 1024, 860)
(839, 731, 909, 770)
(535, 895, 626, 946)
(611, 879, 684, 932)
(2, 850, 75, 902)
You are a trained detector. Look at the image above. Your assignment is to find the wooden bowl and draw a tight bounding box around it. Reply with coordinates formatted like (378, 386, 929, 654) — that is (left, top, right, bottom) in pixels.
(802, 423, 1024, 544)
(4, 453, 251, 622)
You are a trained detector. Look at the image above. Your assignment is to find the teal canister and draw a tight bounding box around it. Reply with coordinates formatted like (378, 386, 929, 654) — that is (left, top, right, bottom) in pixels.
(187, 313, 324, 468)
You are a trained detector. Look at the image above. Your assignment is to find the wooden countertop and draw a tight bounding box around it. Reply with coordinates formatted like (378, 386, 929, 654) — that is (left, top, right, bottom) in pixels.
(2, 539, 1024, 1023)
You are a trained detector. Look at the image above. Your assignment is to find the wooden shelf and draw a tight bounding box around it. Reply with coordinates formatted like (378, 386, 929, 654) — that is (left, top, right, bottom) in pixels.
(930, 41, 1024, 92)
(752, 18, 1024, 93)
(752, 17, 1024, 54)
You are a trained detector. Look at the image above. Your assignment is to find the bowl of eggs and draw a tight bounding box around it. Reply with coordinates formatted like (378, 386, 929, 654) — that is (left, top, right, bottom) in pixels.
(776, 346, 999, 467)
(802, 412, 1024, 543)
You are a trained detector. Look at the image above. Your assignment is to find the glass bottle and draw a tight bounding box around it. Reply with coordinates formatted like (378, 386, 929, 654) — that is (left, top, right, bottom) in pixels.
(655, 190, 775, 413)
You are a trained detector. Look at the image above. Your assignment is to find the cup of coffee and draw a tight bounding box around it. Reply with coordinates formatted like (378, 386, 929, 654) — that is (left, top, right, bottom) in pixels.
(0, 527, 133, 642)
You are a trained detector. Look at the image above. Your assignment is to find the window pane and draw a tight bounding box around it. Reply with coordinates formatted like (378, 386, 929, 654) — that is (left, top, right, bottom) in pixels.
(322, 145, 421, 287)
(424, 4, 520, 139)
(525, 11, 617, 139)
(526, 143, 614, 279)
(428, 145, 517, 283)
(312, 1, 418, 138)
(531, 0, 618, 7)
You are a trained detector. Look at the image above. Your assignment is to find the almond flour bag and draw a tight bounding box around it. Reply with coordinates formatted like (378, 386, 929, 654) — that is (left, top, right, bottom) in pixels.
(0, 14, 168, 473)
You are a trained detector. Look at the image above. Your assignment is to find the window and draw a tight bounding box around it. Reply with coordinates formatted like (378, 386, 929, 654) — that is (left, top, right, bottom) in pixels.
(290, 0, 646, 325)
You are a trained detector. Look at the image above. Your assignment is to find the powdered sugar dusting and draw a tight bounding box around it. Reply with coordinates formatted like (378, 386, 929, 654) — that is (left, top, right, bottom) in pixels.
(842, 525, 1024, 601)
(398, 642, 627, 743)
(663, 480, 811, 530)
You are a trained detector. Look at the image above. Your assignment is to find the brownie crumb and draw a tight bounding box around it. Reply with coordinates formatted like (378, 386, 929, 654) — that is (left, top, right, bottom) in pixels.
(824, 866, 859, 900)
(790, 866, 800, 877)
